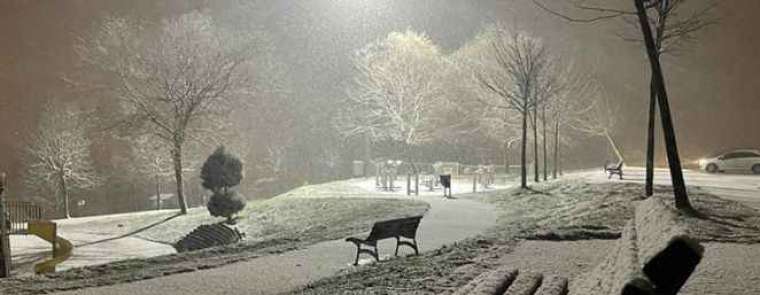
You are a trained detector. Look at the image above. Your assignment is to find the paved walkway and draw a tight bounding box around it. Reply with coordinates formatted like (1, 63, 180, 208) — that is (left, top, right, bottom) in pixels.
(55, 179, 500, 295)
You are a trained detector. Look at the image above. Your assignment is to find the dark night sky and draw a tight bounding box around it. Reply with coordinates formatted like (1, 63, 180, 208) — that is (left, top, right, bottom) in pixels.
(1, 0, 759, 183)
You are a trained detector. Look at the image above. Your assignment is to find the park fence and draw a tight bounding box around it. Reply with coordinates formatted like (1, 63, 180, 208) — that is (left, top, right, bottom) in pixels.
(3, 200, 44, 234)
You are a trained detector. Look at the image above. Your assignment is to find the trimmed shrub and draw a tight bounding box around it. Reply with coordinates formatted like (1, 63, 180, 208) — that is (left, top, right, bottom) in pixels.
(207, 190, 246, 224)
(201, 145, 245, 223)
(201, 146, 243, 194)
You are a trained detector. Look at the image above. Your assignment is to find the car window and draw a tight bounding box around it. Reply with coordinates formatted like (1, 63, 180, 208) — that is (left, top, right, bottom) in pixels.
(725, 152, 760, 159)
(723, 153, 741, 159)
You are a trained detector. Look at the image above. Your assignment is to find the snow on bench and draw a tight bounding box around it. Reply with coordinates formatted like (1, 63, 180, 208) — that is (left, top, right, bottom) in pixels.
(452, 267, 567, 295)
(454, 197, 702, 295)
(573, 197, 703, 295)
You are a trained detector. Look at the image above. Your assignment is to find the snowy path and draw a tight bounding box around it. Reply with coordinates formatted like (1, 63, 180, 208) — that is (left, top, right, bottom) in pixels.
(54, 179, 500, 295)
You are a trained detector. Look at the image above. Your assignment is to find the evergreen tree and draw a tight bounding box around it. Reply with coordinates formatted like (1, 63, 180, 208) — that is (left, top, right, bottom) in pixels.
(201, 146, 245, 223)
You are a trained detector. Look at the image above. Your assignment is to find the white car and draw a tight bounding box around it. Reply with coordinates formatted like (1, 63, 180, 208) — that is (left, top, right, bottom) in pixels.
(698, 149, 760, 174)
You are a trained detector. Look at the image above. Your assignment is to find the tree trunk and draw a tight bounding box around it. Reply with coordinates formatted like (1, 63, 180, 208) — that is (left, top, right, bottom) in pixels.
(533, 109, 539, 183)
(172, 140, 188, 214)
(503, 141, 510, 175)
(634, 0, 693, 212)
(404, 145, 419, 196)
(406, 173, 411, 196)
(415, 173, 419, 196)
(559, 139, 563, 176)
(645, 76, 657, 196)
(1, 173, 11, 278)
(553, 118, 560, 179)
(605, 132, 625, 164)
(59, 171, 71, 219)
(363, 132, 372, 177)
(520, 110, 528, 188)
(542, 106, 547, 181)
(155, 174, 161, 210)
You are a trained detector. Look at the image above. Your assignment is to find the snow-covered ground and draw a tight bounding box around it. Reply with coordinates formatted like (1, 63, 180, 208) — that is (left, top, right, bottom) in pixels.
(50, 177, 498, 295)
(10, 225, 175, 275)
(567, 167, 760, 209)
(10, 209, 182, 275)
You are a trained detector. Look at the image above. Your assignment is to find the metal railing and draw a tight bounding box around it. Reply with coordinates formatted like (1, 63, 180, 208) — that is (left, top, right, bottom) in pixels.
(3, 200, 44, 234)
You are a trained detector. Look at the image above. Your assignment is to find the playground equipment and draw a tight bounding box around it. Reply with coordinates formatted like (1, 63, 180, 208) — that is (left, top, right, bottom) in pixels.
(375, 160, 401, 192)
(27, 220, 72, 274)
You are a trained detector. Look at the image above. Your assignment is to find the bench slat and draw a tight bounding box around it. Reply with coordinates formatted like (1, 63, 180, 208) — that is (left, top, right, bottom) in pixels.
(366, 216, 422, 241)
(534, 275, 568, 295)
(460, 267, 519, 295)
(503, 272, 542, 295)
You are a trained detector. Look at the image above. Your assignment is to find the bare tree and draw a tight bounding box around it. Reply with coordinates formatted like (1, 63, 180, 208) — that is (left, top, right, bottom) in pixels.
(569, 86, 625, 163)
(546, 64, 590, 179)
(469, 25, 551, 189)
(532, 64, 562, 182)
(24, 102, 100, 218)
(337, 30, 446, 195)
(479, 107, 522, 174)
(533, 0, 715, 210)
(447, 40, 522, 175)
(77, 12, 256, 214)
(130, 135, 173, 210)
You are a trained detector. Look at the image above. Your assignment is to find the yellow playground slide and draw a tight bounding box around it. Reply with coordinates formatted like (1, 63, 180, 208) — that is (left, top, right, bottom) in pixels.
(26, 220, 73, 274)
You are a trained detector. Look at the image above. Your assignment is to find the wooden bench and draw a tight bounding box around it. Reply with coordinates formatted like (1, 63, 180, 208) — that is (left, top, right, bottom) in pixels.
(455, 198, 703, 295)
(345, 216, 422, 265)
(605, 161, 624, 180)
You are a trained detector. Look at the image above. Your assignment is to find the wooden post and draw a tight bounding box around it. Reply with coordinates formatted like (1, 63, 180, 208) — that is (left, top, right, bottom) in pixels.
(0, 172, 11, 277)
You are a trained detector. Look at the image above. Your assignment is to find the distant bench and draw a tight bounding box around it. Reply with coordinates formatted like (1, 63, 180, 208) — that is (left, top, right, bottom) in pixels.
(345, 216, 422, 265)
(605, 161, 624, 180)
(454, 198, 703, 295)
